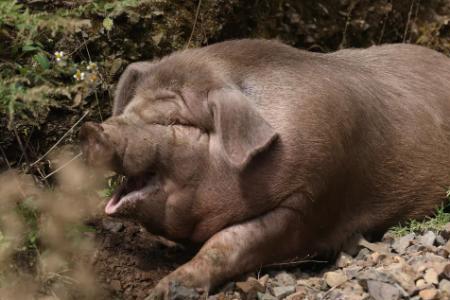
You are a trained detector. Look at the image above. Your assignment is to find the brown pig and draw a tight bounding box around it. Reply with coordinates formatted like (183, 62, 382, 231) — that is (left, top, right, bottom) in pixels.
(79, 39, 450, 299)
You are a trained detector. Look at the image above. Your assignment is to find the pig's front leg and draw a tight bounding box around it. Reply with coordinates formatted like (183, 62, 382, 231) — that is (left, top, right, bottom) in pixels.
(146, 206, 306, 300)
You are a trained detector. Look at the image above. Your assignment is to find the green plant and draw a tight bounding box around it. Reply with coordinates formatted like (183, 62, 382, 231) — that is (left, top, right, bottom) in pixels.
(390, 199, 450, 236)
(15, 197, 40, 249)
(97, 175, 121, 198)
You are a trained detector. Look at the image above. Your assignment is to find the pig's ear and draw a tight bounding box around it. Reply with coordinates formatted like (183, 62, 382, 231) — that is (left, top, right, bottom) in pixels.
(208, 88, 278, 170)
(113, 62, 152, 116)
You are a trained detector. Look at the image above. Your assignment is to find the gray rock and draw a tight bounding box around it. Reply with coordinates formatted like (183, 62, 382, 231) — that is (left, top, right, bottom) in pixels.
(392, 233, 415, 254)
(424, 268, 439, 285)
(355, 248, 371, 261)
(102, 218, 124, 233)
(257, 292, 277, 300)
(324, 271, 347, 287)
(439, 279, 450, 295)
(367, 280, 400, 300)
(420, 231, 437, 247)
(343, 266, 363, 279)
(435, 234, 447, 246)
(272, 285, 296, 299)
(416, 278, 431, 290)
(356, 269, 394, 284)
(336, 252, 353, 268)
(358, 237, 390, 254)
(168, 282, 201, 300)
(285, 287, 310, 300)
(405, 243, 427, 254)
(274, 272, 296, 286)
(296, 277, 325, 292)
(383, 263, 417, 294)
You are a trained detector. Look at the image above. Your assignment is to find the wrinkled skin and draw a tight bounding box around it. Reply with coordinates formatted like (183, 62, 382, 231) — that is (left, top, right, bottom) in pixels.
(79, 39, 450, 299)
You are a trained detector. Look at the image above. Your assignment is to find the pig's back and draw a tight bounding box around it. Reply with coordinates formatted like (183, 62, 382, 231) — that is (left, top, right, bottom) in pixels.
(213, 40, 450, 248)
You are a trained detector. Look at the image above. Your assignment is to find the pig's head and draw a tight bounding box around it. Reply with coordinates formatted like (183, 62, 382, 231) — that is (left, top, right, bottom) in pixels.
(79, 58, 278, 241)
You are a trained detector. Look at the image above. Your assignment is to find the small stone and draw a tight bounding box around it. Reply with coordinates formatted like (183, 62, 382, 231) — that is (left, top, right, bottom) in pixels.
(296, 277, 324, 291)
(358, 238, 390, 254)
(440, 279, 450, 295)
(416, 279, 429, 289)
(285, 290, 308, 300)
(272, 286, 296, 299)
(370, 252, 386, 265)
(336, 252, 353, 268)
(324, 271, 347, 287)
(383, 263, 416, 294)
(258, 274, 269, 287)
(355, 248, 371, 261)
(168, 282, 201, 300)
(436, 234, 447, 246)
(274, 272, 296, 286)
(367, 280, 400, 300)
(102, 218, 124, 233)
(420, 231, 437, 247)
(236, 280, 265, 294)
(424, 268, 439, 285)
(419, 288, 438, 300)
(343, 266, 362, 279)
(257, 292, 277, 300)
(392, 233, 415, 254)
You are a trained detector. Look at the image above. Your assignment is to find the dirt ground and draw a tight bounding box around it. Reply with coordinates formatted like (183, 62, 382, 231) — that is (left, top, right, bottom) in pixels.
(91, 217, 196, 300)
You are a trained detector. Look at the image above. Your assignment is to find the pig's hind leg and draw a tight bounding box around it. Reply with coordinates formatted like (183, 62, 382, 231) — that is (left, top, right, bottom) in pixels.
(146, 206, 306, 299)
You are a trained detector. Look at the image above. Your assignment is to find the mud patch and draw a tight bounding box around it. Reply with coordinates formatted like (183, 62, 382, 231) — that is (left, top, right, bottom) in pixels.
(91, 218, 196, 300)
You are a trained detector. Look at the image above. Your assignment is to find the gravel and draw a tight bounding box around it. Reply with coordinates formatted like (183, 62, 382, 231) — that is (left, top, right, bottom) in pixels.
(204, 223, 450, 300)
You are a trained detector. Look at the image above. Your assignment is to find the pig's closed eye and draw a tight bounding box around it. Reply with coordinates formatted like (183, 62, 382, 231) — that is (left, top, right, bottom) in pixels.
(166, 119, 207, 135)
(167, 117, 195, 128)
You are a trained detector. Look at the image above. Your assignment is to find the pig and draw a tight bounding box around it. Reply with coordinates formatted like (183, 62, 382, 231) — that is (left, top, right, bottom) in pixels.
(79, 39, 450, 299)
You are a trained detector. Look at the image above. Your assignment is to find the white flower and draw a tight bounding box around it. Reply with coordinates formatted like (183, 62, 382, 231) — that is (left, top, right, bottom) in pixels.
(54, 51, 64, 62)
(73, 69, 85, 81)
(87, 62, 98, 71)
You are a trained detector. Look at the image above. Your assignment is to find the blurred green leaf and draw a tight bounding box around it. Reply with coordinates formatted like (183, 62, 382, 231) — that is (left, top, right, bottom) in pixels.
(22, 42, 41, 53)
(33, 53, 50, 69)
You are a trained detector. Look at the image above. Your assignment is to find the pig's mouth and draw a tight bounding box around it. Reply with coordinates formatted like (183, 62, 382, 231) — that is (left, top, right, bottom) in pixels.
(105, 173, 159, 216)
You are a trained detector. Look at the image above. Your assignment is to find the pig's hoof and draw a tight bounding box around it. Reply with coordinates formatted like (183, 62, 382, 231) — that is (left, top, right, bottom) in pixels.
(146, 280, 203, 300)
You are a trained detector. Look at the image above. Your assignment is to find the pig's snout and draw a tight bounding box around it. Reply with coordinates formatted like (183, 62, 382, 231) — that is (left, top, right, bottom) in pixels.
(79, 121, 119, 171)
